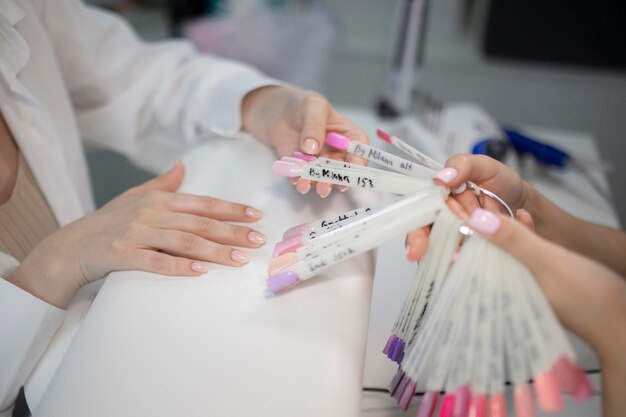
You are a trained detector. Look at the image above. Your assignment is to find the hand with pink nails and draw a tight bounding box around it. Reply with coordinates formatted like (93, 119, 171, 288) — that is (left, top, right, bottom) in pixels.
(406, 154, 626, 279)
(7, 162, 266, 309)
(468, 208, 626, 417)
(241, 85, 369, 198)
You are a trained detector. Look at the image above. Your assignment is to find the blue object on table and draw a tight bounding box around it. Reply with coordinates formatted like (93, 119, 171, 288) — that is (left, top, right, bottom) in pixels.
(504, 128, 571, 168)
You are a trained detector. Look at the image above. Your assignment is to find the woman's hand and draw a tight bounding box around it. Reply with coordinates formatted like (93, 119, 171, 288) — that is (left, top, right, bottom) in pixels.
(8, 162, 266, 308)
(467, 208, 626, 417)
(241, 86, 369, 197)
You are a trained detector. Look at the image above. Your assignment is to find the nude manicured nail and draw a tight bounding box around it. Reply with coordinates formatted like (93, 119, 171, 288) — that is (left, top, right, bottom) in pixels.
(302, 138, 320, 154)
(231, 250, 250, 263)
(248, 231, 267, 245)
(317, 182, 332, 198)
(297, 180, 311, 194)
(191, 262, 208, 272)
(469, 208, 501, 234)
(433, 167, 458, 184)
(245, 207, 263, 219)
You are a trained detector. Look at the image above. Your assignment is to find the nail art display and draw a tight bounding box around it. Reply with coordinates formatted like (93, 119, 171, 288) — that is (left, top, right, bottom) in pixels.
(269, 130, 592, 416)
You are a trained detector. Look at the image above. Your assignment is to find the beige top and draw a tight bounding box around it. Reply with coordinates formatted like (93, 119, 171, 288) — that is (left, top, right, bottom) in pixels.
(0, 152, 59, 262)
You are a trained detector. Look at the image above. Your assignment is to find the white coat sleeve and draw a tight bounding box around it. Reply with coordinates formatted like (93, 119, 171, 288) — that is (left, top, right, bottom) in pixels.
(0, 253, 65, 416)
(34, 0, 281, 173)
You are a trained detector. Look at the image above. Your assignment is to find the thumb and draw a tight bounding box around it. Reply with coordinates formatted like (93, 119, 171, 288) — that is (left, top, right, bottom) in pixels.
(126, 160, 185, 195)
(299, 95, 330, 155)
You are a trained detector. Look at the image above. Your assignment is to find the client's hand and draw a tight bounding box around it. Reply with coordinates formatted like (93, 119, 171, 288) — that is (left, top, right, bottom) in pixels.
(467, 208, 626, 416)
(8, 162, 266, 308)
(241, 86, 369, 197)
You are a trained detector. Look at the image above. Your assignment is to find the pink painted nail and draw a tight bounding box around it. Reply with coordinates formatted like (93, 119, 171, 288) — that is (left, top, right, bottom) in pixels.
(534, 372, 563, 413)
(191, 262, 208, 272)
(245, 207, 263, 219)
(248, 231, 267, 245)
(231, 250, 250, 263)
(433, 167, 458, 184)
(302, 138, 320, 154)
(514, 384, 535, 417)
(469, 208, 501, 234)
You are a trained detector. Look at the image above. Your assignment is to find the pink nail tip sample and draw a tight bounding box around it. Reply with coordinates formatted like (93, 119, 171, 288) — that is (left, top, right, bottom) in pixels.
(376, 129, 393, 144)
(489, 393, 507, 417)
(325, 132, 350, 150)
(272, 236, 303, 257)
(272, 160, 302, 177)
(416, 391, 439, 417)
(283, 223, 311, 240)
(438, 394, 455, 417)
(267, 271, 300, 293)
(469, 395, 487, 417)
(514, 384, 535, 417)
(292, 151, 316, 162)
(534, 372, 564, 413)
(281, 156, 306, 165)
(454, 385, 471, 417)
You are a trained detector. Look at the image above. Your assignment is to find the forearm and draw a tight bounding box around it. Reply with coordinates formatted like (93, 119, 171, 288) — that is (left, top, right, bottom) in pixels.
(523, 182, 626, 276)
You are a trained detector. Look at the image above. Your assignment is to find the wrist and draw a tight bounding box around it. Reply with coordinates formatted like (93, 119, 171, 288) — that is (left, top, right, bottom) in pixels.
(8, 247, 81, 309)
(241, 85, 283, 143)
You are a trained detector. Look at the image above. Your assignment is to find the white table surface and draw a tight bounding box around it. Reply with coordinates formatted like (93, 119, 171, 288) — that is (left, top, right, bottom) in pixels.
(34, 135, 380, 417)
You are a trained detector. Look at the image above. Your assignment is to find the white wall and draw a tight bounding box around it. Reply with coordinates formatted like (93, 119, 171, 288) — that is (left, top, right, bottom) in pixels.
(323, 0, 626, 224)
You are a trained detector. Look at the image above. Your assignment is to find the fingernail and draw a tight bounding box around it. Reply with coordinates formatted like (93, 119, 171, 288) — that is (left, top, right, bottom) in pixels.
(317, 182, 332, 198)
(302, 138, 320, 154)
(248, 231, 267, 245)
(191, 262, 208, 272)
(433, 167, 458, 184)
(297, 179, 311, 194)
(339, 185, 349, 192)
(469, 208, 501, 234)
(405, 245, 414, 261)
(452, 182, 467, 194)
(289, 177, 298, 185)
(245, 207, 263, 219)
(231, 250, 250, 263)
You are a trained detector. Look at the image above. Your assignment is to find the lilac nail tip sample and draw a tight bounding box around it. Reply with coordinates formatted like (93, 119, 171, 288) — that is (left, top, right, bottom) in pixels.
(325, 132, 350, 150)
(383, 334, 396, 355)
(267, 271, 300, 293)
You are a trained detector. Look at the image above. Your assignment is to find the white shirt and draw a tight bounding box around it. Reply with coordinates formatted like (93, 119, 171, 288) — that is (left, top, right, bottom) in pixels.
(0, 1, 276, 415)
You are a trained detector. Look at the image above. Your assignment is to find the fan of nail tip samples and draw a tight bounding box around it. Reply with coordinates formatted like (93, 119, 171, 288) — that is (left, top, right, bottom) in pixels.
(384, 209, 592, 417)
(268, 131, 592, 416)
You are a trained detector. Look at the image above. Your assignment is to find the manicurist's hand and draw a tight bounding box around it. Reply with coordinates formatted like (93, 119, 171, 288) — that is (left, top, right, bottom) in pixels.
(467, 208, 626, 417)
(8, 162, 266, 308)
(241, 85, 369, 198)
